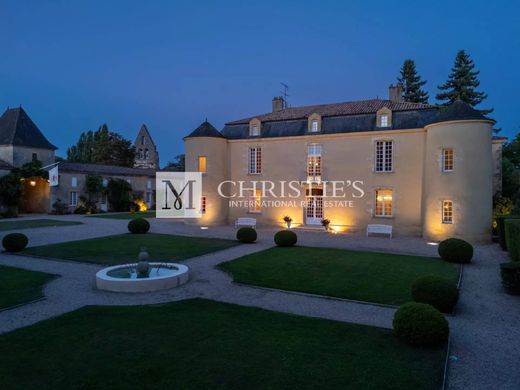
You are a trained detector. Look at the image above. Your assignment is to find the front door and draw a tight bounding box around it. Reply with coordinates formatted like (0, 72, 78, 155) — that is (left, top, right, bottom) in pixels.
(306, 188, 323, 225)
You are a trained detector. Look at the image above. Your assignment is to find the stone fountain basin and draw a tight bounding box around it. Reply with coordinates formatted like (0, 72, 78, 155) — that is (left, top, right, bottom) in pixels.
(96, 263, 189, 293)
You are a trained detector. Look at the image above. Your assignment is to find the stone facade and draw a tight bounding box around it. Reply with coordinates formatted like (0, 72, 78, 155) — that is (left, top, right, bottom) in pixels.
(185, 97, 501, 243)
(134, 125, 160, 169)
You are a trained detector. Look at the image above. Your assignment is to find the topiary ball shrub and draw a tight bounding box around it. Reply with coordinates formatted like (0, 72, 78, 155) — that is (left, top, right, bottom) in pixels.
(2, 233, 29, 252)
(500, 262, 520, 295)
(128, 218, 150, 234)
(411, 276, 459, 313)
(236, 227, 257, 243)
(438, 238, 473, 264)
(274, 230, 297, 247)
(393, 302, 449, 347)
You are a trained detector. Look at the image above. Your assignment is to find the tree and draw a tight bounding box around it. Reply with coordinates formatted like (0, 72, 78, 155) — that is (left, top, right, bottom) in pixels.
(164, 154, 185, 171)
(436, 50, 492, 114)
(503, 132, 520, 169)
(397, 59, 429, 103)
(107, 178, 133, 211)
(66, 124, 135, 167)
(85, 174, 104, 202)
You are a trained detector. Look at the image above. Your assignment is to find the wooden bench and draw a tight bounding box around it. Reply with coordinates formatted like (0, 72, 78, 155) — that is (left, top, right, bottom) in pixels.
(235, 217, 257, 229)
(366, 224, 392, 238)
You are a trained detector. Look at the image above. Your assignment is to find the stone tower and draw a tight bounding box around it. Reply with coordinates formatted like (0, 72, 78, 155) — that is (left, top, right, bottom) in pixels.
(134, 124, 159, 169)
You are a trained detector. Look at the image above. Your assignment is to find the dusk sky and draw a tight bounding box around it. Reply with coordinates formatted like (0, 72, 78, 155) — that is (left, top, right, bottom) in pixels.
(1, 1, 519, 165)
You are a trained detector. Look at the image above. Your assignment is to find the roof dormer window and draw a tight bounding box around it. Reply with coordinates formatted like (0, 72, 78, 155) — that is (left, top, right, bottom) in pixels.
(376, 107, 392, 128)
(249, 118, 261, 137)
(308, 113, 321, 133)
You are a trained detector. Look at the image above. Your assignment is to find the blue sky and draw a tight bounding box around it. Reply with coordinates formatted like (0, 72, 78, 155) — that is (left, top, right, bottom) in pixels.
(1, 1, 519, 164)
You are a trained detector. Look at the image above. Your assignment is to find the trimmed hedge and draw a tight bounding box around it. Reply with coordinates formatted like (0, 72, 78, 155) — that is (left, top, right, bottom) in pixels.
(438, 238, 473, 264)
(500, 262, 520, 295)
(497, 215, 520, 251)
(393, 302, 449, 347)
(505, 219, 520, 261)
(2, 233, 29, 252)
(127, 218, 150, 234)
(411, 276, 459, 313)
(274, 230, 297, 247)
(236, 227, 257, 243)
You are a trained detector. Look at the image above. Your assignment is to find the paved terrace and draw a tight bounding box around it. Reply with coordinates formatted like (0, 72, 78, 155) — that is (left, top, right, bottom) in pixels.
(0, 214, 518, 389)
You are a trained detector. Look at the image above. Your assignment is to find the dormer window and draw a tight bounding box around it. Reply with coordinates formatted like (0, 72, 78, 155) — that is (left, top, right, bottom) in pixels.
(376, 107, 392, 128)
(249, 119, 261, 137)
(308, 113, 321, 132)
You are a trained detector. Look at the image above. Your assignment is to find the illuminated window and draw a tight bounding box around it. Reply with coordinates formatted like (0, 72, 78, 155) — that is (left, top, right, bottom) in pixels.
(307, 144, 322, 180)
(198, 156, 207, 174)
(375, 140, 393, 172)
(251, 125, 260, 136)
(311, 119, 319, 132)
(201, 196, 207, 214)
(442, 148, 454, 172)
(442, 200, 453, 224)
(248, 147, 262, 174)
(375, 189, 393, 217)
(69, 191, 78, 207)
(380, 114, 389, 127)
(249, 188, 262, 213)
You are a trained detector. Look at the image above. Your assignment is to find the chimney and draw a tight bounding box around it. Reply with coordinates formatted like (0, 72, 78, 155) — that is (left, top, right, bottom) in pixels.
(388, 83, 404, 103)
(272, 96, 285, 112)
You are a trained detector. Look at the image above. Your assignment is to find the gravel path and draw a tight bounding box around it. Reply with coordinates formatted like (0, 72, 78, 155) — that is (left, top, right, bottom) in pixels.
(0, 214, 518, 389)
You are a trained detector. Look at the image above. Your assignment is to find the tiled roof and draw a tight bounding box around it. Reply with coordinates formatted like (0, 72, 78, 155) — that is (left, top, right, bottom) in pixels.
(185, 121, 225, 139)
(0, 107, 57, 149)
(59, 162, 155, 177)
(226, 99, 436, 125)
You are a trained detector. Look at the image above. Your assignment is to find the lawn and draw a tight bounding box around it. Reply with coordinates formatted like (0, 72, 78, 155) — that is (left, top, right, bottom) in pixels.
(0, 299, 446, 389)
(219, 246, 459, 305)
(0, 265, 55, 310)
(23, 233, 238, 264)
(0, 219, 82, 231)
(88, 211, 155, 219)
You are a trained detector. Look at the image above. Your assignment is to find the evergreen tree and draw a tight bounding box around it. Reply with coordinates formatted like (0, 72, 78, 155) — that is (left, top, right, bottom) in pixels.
(436, 50, 492, 114)
(66, 124, 135, 167)
(397, 59, 429, 103)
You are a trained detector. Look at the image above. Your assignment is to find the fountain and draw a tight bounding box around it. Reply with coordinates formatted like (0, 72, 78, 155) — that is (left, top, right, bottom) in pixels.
(95, 248, 189, 293)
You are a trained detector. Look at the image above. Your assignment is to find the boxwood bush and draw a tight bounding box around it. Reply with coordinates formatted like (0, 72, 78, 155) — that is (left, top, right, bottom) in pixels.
(500, 262, 520, 295)
(2, 233, 29, 252)
(128, 218, 150, 234)
(411, 275, 459, 313)
(274, 230, 297, 247)
(496, 215, 520, 251)
(236, 227, 257, 243)
(505, 219, 520, 261)
(393, 302, 449, 347)
(438, 238, 473, 264)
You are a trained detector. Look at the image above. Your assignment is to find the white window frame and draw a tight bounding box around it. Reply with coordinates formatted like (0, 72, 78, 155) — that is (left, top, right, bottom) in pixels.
(374, 189, 393, 217)
(307, 144, 322, 180)
(147, 180, 152, 189)
(248, 147, 262, 174)
(311, 119, 319, 132)
(69, 191, 78, 207)
(380, 114, 389, 127)
(442, 148, 454, 172)
(442, 200, 453, 224)
(375, 140, 393, 172)
(251, 125, 260, 136)
(248, 188, 262, 213)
